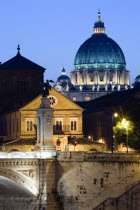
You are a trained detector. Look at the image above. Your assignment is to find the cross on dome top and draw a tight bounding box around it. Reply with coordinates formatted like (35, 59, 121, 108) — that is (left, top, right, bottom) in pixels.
(93, 12, 106, 34)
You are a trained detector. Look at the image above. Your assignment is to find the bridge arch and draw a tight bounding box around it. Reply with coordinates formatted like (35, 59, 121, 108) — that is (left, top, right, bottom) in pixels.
(0, 168, 39, 197)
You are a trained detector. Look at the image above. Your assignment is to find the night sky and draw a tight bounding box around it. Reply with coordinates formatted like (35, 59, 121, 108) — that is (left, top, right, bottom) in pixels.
(0, 0, 140, 83)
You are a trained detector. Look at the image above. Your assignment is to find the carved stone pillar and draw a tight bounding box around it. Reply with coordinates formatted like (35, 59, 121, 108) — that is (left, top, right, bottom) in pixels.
(38, 159, 47, 209)
(77, 71, 80, 85)
(84, 72, 88, 85)
(94, 72, 97, 84)
(106, 71, 110, 85)
(117, 71, 120, 84)
(105, 71, 107, 84)
(105, 84, 108, 91)
(86, 72, 89, 84)
(71, 72, 75, 85)
(36, 97, 56, 151)
(125, 71, 130, 85)
(115, 70, 118, 84)
(94, 71, 98, 85)
(97, 72, 99, 84)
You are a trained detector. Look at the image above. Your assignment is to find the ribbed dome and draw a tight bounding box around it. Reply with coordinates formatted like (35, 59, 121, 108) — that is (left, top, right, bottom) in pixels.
(56, 68, 71, 84)
(74, 13, 126, 71)
(57, 75, 71, 83)
(134, 75, 140, 85)
(74, 34, 126, 70)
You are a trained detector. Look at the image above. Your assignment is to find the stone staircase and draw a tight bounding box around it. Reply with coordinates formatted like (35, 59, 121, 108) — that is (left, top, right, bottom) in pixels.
(93, 182, 140, 210)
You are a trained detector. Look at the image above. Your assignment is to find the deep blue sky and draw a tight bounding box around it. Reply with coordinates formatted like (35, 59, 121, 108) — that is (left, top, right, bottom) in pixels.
(0, 0, 140, 83)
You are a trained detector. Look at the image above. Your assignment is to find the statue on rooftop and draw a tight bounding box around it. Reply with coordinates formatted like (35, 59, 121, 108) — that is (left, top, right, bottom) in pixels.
(42, 80, 54, 97)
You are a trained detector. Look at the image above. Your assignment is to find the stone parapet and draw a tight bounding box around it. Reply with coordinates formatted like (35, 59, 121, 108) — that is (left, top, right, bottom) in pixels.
(57, 151, 140, 163)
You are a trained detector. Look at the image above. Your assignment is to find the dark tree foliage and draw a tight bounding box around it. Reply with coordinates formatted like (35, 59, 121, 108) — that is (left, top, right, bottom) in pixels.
(114, 101, 140, 151)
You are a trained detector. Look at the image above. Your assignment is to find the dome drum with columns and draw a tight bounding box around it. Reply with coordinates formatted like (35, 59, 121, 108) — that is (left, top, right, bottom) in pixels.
(55, 12, 130, 101)
(54, 68, 72, 94)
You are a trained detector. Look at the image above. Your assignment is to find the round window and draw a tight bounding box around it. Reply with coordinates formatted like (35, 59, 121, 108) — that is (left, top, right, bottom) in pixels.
(47, 95, 57, 107)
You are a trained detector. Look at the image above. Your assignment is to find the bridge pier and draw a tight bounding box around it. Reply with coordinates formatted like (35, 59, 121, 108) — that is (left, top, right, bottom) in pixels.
(38, 159, 47, 209)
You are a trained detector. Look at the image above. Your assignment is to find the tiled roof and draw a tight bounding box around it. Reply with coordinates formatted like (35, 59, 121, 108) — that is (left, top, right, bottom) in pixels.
(5, 138, 36, 146)
(0, 54, 45, 70)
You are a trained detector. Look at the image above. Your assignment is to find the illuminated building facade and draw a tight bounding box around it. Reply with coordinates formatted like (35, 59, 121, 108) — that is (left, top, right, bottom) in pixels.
(55, 12, 130, 101)
(0, 88, 83, 151)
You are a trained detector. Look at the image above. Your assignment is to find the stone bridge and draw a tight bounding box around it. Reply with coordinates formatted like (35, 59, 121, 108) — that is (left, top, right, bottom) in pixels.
(56, 152, 140, 210)
(0, 151, 140, 210)
(0, 151, 57, 210)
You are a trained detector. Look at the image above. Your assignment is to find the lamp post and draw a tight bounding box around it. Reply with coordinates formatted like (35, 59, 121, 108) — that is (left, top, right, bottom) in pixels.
(121, 118, 129, 153)
(112, 112, 118, 153)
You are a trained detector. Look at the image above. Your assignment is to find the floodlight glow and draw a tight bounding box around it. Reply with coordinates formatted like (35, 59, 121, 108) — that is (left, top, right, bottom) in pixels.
(0, 151, 56, 159)
(114, 112, 118, 118)
(121, 118, 129, 129)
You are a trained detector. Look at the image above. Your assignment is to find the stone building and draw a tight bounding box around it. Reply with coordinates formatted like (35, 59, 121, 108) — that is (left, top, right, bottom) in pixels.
(0, 88, 83, 151)
(54, 68, 72, 93)
(0, 48, 85, 151)
(0, 46, 45, 111)
(77, 80, 140, 150)
(55, 12, 130, 101)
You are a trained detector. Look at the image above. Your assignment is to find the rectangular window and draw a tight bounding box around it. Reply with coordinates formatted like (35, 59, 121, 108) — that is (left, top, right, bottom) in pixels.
(70, 118, 78, 131)
(72, 97, 77, 101)
(26, 118, 34, 132)
(85, 96, 90, 101)
(55, 118, 63, 131)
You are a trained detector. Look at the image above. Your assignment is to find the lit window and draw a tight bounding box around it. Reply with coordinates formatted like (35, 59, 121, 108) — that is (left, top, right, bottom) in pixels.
(85, 96, 90, 101)
(72, 97, 77, 101)
(70, 118, 78, 131)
